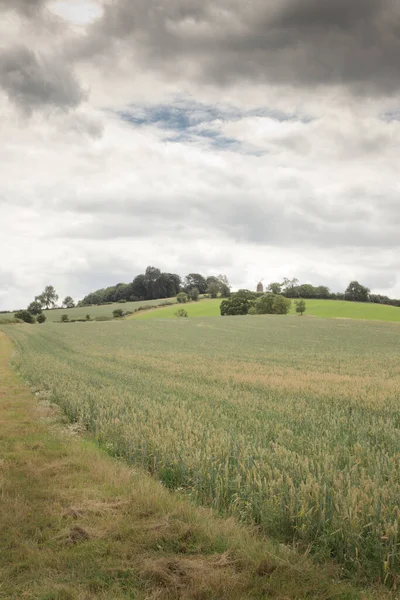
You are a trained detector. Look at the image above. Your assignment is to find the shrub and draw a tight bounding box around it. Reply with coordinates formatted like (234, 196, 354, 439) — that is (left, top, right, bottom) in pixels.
(177, 292, 188, 304)
(295, 299, 306, 316)
(175, 308, 188, 318)
(36, 313, 47, 324)
(112, 309, 124, 319)
(255, 294, 275, 315)
(248, 306, 257, 315)
(190, 287, 200, 302)
(61, 314, 69, 322)
(86, 314, 91, 321)
(273, 296, 291, 315)
(14, 310, 35, 324)
(220, 291, 256, 316)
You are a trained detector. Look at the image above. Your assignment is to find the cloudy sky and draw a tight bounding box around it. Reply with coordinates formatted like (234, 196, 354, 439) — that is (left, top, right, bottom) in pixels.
(1, 0, 400, 309)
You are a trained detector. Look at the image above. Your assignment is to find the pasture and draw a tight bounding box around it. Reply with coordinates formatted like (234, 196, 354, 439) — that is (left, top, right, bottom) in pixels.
(5, 315, 400, 584)
(133, 297, 400, 322)
(10, 297, 178, 322)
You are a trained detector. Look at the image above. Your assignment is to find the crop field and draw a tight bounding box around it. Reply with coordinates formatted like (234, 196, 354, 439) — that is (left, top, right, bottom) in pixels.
(133, 297, 400, 321)
(4, 316, 400, 585)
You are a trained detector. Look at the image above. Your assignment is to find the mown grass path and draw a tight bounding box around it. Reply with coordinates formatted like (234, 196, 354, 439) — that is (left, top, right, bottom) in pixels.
(0, 330, 389, 600)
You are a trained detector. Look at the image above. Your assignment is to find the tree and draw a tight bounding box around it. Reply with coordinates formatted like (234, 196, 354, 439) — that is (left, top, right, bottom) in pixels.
(267, 282, 282, 295)
(190, 287, 199, 301)
(282, 278, 299, 298)
(273, 296, 291, 314)
(177, 292, 188, 303)
(62, 296, 75, 309)
(185, 274, 207, 295)
(27, 300, 43, 315)
(207, 282, 219, 298)
(36, 313, 46, 324)
(39, 285, 59, 309)
(15, 310, 35, 324)
(255, 294, 292, 315)
(295, 299, 306, 316)
(255, 293, 275, 314)
(220, 291, 256, 316)
(345, 281, 370, 303)
(131, 275, 148, 301)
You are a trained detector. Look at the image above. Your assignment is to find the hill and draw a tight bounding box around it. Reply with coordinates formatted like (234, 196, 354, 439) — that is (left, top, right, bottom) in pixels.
(132, 298, 400, 322)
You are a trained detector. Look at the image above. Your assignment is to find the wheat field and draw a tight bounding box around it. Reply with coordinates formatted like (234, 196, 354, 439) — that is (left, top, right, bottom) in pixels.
(5, 315, 400, 584)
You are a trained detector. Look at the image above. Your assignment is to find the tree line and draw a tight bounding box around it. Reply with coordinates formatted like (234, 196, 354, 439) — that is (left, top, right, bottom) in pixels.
(79, 267, 231, 306)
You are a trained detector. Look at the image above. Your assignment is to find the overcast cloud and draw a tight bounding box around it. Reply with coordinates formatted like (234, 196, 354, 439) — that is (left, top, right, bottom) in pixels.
(1, 0, 400, 309)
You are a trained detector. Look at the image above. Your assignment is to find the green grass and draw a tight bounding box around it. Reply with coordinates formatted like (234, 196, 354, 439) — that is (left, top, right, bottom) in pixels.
(132, 298, 222, 319)
(0, 330, 380, 600)
(133, 298, 400, 322)
(5, 316, 400, 587)
(10, 298, 178, 322)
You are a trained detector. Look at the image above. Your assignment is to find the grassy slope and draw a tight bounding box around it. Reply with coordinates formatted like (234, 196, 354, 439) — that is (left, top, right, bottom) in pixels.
(0, 330, 376, 600)
(132, 298, 400, 322)
(10, 298, 178, 323)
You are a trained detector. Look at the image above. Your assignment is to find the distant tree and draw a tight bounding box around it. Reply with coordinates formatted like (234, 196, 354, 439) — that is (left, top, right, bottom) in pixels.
(177, 292, 188, 304)
(315, 285, 330, 299)
(185, 274, 207, 295)
(273, 296, 292, 314)
(27, 300, 43, 315)
(38, 285, 59, 309)
(255, 294, 291, 315)
(36, 313, 46, 324)
(207, 282, 219, 298)
(62, 296, 75, 309)
(282, 278, 299, 298)
(255, 294, 275, 314)
(131, 275, 148, 301)
(61, 314, 69, 322)
(345, 281, 370, 303)
(220, 290, 256, 316)
(267, 282, 282, 295)
(15, 310, 35, 324)
(175, 308, 188, 318)
(190, 287, 200, 301)
(113, 309, 124, 318)
(295, 299, 306, 316)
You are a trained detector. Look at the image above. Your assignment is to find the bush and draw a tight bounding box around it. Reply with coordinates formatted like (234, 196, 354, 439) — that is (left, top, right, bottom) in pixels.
(255, 294, 291, 315)
(273, 296, 291, 314)
(248, 306, 257, 315)
(220, 291, 256, 316)
(14, 310, 35, 324)
(295, 299, 306, 316)
(86, 314, 91, 321)
(190, 287, 200, 301)
(177, 292, 188, 304)
(94, 316, 112, 321)
(36, 313, 47, 324)
(175, 308, 188, 318)
(61, 314, 69, 322)
(112, 309, 124, 319)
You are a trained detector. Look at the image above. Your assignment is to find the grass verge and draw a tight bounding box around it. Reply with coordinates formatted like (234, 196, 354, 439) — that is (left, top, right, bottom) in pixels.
(0, 330, 389, 599)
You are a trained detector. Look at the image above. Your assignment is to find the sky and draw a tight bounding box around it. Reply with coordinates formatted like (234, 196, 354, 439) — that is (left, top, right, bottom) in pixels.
(1, 0, 400, 309)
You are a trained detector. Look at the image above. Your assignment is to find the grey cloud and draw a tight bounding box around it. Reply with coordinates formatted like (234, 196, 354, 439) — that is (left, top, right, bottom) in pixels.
(84, 0, 400, 95)
(0, 46, 86, 112)
(0, 0, 45, 16)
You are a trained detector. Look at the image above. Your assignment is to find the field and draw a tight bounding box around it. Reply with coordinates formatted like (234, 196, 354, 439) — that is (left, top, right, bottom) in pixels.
(133, 298, 400, 321)
(5, 315, 400, 587)
(8, 297, 178, 323)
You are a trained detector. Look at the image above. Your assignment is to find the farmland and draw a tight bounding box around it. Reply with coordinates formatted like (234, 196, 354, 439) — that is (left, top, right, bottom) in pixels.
(5, 315, 400, 586)
(133, 297, 400, 321)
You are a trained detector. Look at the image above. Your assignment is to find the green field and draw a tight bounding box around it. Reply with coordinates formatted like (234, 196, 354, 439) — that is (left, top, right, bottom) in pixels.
(133, 297, 400, 322)
(5, 315, 400, 585)
(8, 297, 178, 322)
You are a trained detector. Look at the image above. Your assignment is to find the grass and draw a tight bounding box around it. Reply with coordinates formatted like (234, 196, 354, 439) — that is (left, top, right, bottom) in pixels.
(9, 298, 179, 323)
(0, 330, 378, 600)
(5, 316, 400, 588)
(132, 298, 400, 322)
